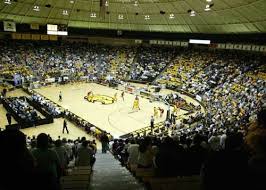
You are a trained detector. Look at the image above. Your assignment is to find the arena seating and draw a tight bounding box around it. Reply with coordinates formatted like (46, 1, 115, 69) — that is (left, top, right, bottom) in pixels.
(156, 50, 265, 129)
(0, 40, 266, 190)
(130, 46, 179, 82)
(112, 108, 266, 190)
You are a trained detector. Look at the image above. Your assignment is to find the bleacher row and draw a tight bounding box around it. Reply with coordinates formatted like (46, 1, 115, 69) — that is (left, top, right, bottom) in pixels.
(62, 161, 200, 190)
(61, 166, 92, 190)
(126, 164, 200, 190)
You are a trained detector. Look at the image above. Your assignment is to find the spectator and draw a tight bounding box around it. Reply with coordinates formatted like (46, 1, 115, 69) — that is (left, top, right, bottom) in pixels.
(137, 137, 154, 168)
(155, 136, 185, 176)
(31, 133, 61, 190)
(0, 129, 35, 190)
(127, 138, 140, 166)
(100, 131, 109, 153)
(75, 140, 94, 167)
(53, 139, 68, 175)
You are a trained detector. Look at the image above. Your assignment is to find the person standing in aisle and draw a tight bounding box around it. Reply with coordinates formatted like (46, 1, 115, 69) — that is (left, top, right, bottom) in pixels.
(100, 131, 109, 153)
(59, 91, 62, 102)
(150, 116, 154, 134)
(6, 112, 12, 125)
(62, 119, 69, 134)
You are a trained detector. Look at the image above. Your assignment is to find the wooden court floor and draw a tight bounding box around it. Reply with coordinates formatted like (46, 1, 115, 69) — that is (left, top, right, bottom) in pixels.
(34, 83, 175, 138)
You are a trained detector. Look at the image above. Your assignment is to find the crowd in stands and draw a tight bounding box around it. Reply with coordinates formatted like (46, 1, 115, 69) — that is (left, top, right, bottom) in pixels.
(0, 40, 136, 83)
(1, 40, 264, 129)
(64, 109, 113, 141)
(130, 47, 178, 81)
(6, 97, 39, 123)
(0, 130, 97, 190)
(165, 93, 201, 112)
(112, 109, 266, 190)
(0, 40, 183, 84)
(157, 49, 266, 129)
(30, 93, 62, 117)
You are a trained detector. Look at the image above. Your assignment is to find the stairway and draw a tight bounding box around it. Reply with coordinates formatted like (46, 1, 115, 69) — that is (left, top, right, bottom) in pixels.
(89, 151, 146, 190)
(127, 49, 139, 80)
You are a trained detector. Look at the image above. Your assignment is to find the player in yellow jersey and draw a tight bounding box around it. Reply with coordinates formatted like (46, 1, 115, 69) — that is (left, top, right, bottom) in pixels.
(132, 96, 140, 110)
(114, 93, 118, 102)
(88, 91, 94, 102)
(173, 104, 178, 114)
(154, 107, 159, 118)
(121, 91, 125, 101)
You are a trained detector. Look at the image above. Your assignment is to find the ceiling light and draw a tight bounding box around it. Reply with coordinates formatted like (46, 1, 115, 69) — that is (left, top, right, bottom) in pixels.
(134, 1, 138, 6)
(144, 15, 150, 20)
(33, 5, 40, 12)
(169, 13, 175, 19)
(63, 10, 68, 16)
(190, 10, 196, 16)
(105, 1, 109, 6)
(4, 0, 11, 4)
(118, 14, 124, 20)
(205, 4, 211, 11)
(70, 0, 74, 3)
(206, 0, 212, 2)
(90, 13, 96, 18)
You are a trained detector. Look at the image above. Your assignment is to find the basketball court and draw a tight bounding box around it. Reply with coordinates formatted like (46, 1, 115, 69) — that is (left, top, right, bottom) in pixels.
(0, 82, 204, 139)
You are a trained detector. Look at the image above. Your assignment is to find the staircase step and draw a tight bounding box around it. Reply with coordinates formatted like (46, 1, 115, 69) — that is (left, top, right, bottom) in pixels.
(89, 152, 146, 190)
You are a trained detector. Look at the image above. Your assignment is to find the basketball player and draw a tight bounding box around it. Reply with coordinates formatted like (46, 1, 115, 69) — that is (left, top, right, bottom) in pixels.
(121, 91, 125, 101)
(158, 107, 164, 118)
(132, 96, 140, 110)
(88, 92, 94, 102)
(114, 93, 118, 102)
(154, 107, 159, 118)
(173, 104, 178, 114)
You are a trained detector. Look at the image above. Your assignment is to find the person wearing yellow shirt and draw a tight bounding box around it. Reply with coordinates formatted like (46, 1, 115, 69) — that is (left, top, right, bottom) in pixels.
(154, 107, 159, 118)
(132, 96, 140, 111)
(113, 93, 117, 102)
(88, 92, 94, 102)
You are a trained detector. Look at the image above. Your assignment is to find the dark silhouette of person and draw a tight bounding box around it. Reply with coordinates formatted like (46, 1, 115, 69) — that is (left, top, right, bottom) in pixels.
(150, 116, 154, 134)
(2, 88, 7, 97)
(59, 91, 62, 101)
(6, 112, 12, 125)
(100, 131, 109, 153)
(0, 129, 35, 190)
(31, 133, 61, 190)
(62, 119, 69, 134)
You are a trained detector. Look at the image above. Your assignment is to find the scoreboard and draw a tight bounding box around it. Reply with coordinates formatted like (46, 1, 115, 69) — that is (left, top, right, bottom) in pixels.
(47, 24, 68, 35)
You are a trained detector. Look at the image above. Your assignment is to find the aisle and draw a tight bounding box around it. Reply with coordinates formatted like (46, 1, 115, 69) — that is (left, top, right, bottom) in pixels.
(89, 151, 146, 190)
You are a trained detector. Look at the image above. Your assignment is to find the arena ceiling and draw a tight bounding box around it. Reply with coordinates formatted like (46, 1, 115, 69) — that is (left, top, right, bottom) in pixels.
(0, 0, 266, 33)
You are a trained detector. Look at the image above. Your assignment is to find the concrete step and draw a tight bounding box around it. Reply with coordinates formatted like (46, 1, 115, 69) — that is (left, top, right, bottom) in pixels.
(89, 151, 146, 190)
